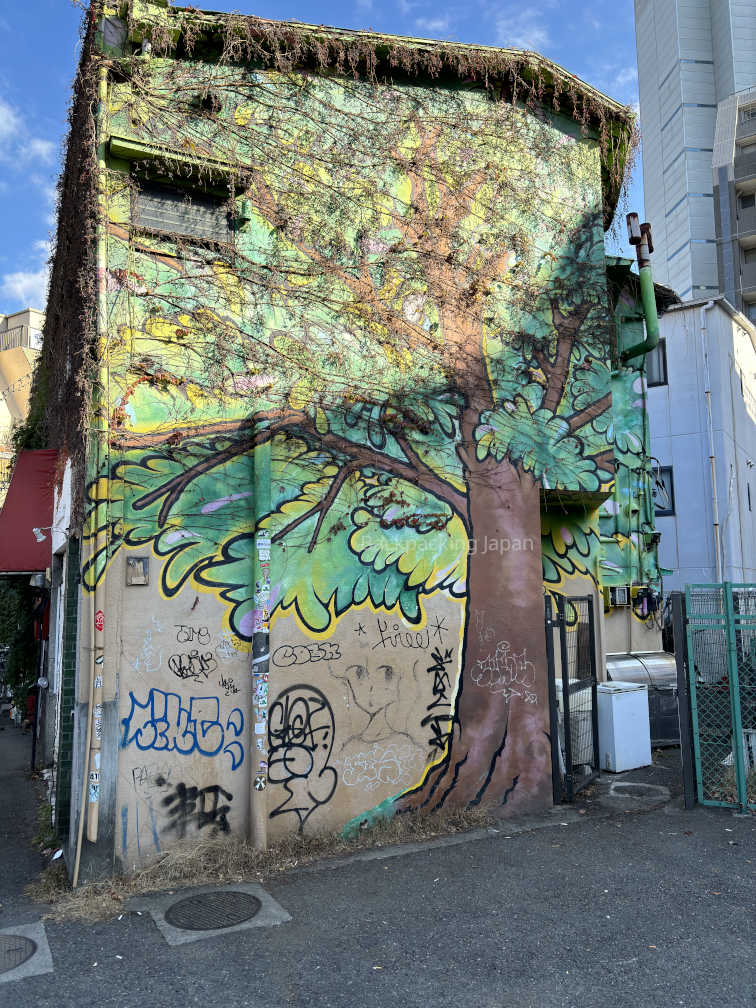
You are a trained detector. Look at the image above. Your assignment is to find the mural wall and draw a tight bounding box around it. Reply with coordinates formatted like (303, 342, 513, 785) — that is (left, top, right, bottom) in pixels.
(77, 32, 633, 861)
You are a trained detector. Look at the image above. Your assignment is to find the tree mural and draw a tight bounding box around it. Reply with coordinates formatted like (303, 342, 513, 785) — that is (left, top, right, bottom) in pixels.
(84, 62, 622, 821)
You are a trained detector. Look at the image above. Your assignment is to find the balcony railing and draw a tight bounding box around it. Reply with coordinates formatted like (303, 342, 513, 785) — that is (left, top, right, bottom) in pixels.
(734, 149, 756, 184)
(738, 203, 756, 237)
(741, 257, 756, 294)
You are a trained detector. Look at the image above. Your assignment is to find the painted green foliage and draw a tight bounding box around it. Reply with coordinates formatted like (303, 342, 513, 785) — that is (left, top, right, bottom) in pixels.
(86, 59, 624, 814)
(598, 287, 660, 591)
(91, 68, 616, 628)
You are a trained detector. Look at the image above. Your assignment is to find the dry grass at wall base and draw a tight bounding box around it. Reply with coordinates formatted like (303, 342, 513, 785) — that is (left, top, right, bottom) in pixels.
(27, 807, 496, 923)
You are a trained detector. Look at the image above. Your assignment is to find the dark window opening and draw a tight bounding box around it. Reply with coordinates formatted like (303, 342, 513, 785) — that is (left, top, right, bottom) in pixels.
(748, 483, 752, 513)
(646, 337, 668, 387)
(740, 193, 755, 210)
(133, 182, 233, 242)
(653, 466, 675, 517)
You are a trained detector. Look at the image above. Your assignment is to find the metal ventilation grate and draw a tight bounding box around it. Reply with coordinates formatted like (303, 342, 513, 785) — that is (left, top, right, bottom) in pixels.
(0, 935, 37, 975)
(134, 184, 232, 241)
(164, 890, 261, 931)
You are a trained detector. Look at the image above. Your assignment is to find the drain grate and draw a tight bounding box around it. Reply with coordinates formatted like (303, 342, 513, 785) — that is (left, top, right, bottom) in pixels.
(164, 890, 261, 932)
(0, 935, 37, 975)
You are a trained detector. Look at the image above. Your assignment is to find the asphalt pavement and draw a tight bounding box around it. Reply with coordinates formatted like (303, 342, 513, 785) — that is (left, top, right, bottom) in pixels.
(0, 724, 753, 1008)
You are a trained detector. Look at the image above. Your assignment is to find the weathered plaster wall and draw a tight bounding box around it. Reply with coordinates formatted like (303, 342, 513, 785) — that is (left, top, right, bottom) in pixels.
(77, 51, 625, 863)
(116, 556, 251, 865)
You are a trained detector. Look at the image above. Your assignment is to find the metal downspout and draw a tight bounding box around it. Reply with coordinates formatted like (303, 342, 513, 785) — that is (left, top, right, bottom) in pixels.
(73, 64, 109, 888)
(700, 300, 722, 582)
(621, 215, 659, 363)
(251, 417, 270, 850)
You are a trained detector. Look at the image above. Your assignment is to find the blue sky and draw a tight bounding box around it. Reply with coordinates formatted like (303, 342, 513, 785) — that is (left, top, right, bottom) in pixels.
(0, 0, 642, 312)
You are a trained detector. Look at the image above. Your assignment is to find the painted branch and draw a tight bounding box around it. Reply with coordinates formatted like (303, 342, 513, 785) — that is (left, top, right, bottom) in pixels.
(566, 392, 612, 435)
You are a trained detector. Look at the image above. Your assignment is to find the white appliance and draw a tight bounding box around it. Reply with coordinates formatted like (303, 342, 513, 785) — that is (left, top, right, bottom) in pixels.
(597, 681, 652, 772)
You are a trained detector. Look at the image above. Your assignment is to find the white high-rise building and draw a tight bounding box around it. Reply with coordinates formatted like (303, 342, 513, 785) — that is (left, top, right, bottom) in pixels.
(634, 1, 756, 302)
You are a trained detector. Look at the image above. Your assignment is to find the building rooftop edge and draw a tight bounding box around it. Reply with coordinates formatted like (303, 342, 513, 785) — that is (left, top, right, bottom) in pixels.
(664, 296, 756, 348)
(136, 3, 634, 124)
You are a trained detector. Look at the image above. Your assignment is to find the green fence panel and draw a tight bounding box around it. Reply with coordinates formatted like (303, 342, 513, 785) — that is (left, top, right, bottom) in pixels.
(686, 583, 756, 813)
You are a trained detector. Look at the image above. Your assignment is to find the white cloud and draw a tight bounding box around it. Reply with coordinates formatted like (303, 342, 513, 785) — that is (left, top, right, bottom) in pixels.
(0, 94, 58, 173)
(19, 137, 56, 163)
(415, 17, 451, 34)
(495, 9, 551, 52)
(0, 98, 21, 142)
(0, 267, 49, 309)
(615, 66, 638, 88)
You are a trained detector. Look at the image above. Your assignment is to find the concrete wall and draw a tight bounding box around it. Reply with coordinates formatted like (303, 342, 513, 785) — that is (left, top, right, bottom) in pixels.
(58, 23, 644, 870)
(647, 299, 756, 589)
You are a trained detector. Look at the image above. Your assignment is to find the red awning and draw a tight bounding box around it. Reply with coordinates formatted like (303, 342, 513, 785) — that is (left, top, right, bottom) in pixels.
(0, 450, 58, 574)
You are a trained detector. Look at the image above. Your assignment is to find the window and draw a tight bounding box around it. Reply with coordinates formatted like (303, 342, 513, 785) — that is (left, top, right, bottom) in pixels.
(748, 483, 752, 513)
(741, 105, 756, 124)
(740, 193, 756, 210)
(653, 466, 675, 517)
(646, 338, 667, 387)
(745, 248, 756, 265)
(133, 183, 233, 242)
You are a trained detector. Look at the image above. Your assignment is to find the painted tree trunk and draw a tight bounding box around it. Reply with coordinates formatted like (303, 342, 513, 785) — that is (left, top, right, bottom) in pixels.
(399, 458, 552, 815)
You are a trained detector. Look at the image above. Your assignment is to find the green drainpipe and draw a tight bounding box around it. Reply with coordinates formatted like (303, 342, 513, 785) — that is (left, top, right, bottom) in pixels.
(621, 213, 659, 364)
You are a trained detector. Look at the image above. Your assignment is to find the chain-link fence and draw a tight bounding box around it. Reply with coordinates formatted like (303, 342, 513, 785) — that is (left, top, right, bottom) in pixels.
(686, 583, 756, 813)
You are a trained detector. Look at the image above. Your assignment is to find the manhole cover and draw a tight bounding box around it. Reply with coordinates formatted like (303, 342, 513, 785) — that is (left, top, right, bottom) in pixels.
(164, 891, 261, 931)
(0, 935, 37, 975)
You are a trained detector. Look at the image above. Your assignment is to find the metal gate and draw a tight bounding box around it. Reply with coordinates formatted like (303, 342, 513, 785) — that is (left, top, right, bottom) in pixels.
(545, 594, 600, 802)
(686, 583, 756, 813)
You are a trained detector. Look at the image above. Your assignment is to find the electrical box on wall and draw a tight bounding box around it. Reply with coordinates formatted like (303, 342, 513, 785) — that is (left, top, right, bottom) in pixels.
(126, 556, 149, 586)
(603, 585, 631, 607)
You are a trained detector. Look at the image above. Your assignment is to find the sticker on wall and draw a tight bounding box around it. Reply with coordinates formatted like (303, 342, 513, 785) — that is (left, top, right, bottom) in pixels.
(254, 775, 266, 791)
(95, 609, 105, 633)
(255, 721, 266, 734)
(88, 771, 100, 803)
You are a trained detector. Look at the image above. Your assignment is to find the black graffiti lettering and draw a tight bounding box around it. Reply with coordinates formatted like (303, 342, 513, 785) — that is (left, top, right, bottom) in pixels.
(267, 684, 337, 831)
(174, 624, 211, 645)
(272, 642, 342, 667)
(372, 617, 430, 651)
(219, 673, 240, 696)
(420, 647, 455, 759)
(168, 650, 218, 682)
(161, 782, 232, 838)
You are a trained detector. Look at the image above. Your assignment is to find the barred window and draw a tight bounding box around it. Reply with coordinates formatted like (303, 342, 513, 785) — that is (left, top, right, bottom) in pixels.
(133, 183, 232, 241)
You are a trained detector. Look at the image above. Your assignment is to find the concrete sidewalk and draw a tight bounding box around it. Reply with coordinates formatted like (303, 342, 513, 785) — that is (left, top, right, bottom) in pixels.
(0, 721, 44, 926)
(0, 733, 753, 1006)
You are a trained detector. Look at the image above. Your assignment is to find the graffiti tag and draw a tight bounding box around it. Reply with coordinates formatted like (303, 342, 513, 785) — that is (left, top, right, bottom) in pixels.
(420, 646, 456, 758)
(267, 684, 337, 830)
(471, 641, 537, 703)
(272, 642, 342, 667)
(372, 618, 430, 651)
(219, 673, 240, 696)
(161, 781, 232, 838)
(167, 650, 218, 682)
(340, 743, 419, 791)
(175, 624, 211, 645)
(121, 689, 245, 769)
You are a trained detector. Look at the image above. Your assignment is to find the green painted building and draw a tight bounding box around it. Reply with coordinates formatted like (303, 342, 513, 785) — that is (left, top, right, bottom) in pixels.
(33, 1, 663, 878)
